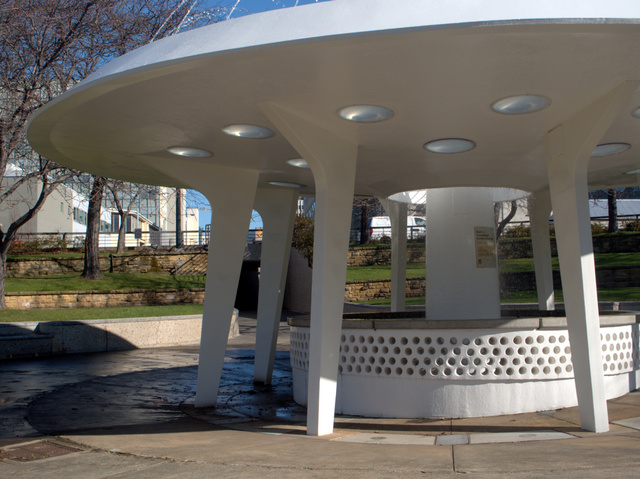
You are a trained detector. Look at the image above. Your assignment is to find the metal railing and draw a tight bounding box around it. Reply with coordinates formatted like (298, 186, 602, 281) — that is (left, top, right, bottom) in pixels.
(13, 228, 266, 249)
(350, 226, 426, 244)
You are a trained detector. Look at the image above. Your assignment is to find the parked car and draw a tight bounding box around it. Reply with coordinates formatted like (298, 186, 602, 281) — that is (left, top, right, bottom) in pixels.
(368, 216, 426, 239)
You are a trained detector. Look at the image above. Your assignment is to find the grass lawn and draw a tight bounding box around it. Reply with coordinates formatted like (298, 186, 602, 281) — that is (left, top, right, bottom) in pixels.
(5, 273, 206, 293)
(499, 252, 640, 273)
(346, 263, 425, 282)
(358, 287, 640, 306)
(0, 304, 204, 322)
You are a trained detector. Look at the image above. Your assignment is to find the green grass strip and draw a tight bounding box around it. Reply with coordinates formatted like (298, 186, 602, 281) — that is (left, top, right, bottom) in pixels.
(0, 304, 204, 322)
(357, 287, 640, 306)
(6, 273, 206, 293)
(499, 252, 640, 273)
(346, 263, 425, 282)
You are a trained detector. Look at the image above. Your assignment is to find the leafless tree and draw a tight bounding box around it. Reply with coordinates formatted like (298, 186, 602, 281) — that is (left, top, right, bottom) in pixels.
(495, 200, 518, 239)
(82, 175, 106, 279)
(106, 180, 142, 253)
(77, 1, 229, 277)
(0, 0, 231, 304)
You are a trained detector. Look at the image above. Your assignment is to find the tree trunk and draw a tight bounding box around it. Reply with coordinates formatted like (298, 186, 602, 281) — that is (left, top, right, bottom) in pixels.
(359, 203, 369, 244)
(117, 215, 126, 253)
(82, 176, 106, 279)
(607, 189, 618, 233)
(496, 200, 518, 238)
(176, 188, 183, 248)
(0, 252, 6, 309)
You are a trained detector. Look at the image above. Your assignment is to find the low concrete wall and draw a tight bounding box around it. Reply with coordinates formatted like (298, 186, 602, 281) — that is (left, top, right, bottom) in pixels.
(0, 311, 239, 359)
(6, 288, 205, 310)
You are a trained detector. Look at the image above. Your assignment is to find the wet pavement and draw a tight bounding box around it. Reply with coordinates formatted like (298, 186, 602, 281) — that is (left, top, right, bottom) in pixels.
(1, 312, 640, 478)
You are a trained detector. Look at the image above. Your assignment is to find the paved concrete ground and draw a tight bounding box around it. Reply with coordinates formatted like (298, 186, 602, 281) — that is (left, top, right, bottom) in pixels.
(1, 311, 640, 478)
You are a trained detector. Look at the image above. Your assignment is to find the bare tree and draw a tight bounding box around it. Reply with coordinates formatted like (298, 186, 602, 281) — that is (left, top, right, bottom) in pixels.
(82, 175, 105, 279)
(106, 180, 142, 253)
(607, 189, 618, 233)
(76, 1, 230, 278)
(495, 200, 518, 238)
(0, 0, 234, 300)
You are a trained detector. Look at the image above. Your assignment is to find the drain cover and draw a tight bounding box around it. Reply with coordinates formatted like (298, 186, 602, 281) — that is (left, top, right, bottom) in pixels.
(0, 440, 82, 462)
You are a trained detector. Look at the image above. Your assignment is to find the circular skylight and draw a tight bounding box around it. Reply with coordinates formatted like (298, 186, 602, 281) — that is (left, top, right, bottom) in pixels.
(491, 95, 551, 115)
(269, 181, 304, 188)
(222, 124, 274, 138)
(337, 105, 393, 123)
(166, 146, 213, 158)
(590, 143, 631, 157)
(424, 138, 476, 154)
(286, 158, 310, 168)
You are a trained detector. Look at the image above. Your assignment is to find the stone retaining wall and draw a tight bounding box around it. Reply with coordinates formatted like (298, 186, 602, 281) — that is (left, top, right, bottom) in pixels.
(347, 245, 425, 267)
(6, 288, 205, 310)
(344, 278, 425, 302)
(6, 252, 206, 277)
(345, 265, 640, 302)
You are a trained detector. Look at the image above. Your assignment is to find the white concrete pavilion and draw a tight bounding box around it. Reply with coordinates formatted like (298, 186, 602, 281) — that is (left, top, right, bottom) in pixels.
(28, 0, 640, 436)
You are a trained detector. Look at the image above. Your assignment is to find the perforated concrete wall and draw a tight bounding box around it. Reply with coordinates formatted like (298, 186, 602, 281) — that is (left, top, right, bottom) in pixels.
(290, 323, 640, 417)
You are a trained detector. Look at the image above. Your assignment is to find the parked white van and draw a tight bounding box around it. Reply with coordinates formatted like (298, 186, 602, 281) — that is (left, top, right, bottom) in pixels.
(368, 216, 426, 239)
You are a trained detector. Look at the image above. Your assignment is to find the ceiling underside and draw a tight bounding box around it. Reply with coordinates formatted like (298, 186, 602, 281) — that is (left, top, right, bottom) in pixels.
(28, 7, 640, 198)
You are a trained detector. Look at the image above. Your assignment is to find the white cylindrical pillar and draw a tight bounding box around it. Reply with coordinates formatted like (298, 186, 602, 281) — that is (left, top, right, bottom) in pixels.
(425, 187, 500, 320)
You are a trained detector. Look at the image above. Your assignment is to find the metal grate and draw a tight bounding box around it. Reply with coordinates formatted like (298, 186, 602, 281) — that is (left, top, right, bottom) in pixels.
(0, 440, 82, 462)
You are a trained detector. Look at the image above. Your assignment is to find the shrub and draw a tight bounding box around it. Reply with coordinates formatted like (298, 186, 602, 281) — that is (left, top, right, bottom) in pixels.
(502, 224, 531, 238)
(292, 216, 314, 266)
(8, 235, 71, 255)
(624, 220, 640, 232)
(591, 223, 608, 235)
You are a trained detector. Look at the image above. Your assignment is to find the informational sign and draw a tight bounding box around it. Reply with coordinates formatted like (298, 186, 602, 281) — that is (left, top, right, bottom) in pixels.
(134, 228, 142, 239)
(474, 226, 497, 268)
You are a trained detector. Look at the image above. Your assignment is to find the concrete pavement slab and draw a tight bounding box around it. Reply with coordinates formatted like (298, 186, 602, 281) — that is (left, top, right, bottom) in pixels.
(454, 432, 640, 476)
(0, 449, 166, 479)
(333, 432, 436, 445)
(3, 313, 640, 478)
(435, 434, 468, 445)
(468, 430, 576, 444)
(612, 416, 640, 430)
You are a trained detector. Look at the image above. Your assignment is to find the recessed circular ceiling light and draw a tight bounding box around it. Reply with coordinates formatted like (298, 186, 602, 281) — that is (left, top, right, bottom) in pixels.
(286, 158, 310, 168)
(632, 107, 640, 119)
(491, 95, 551, 115)
(269, 181, 304, 188)
(166, 146, 213, 158)
(590, 143, 631, 157)
(625, 168, 640, 175)
(424, 138, 476, 154)
(337, 105, 394, 123)
(222, 124, 274, 138)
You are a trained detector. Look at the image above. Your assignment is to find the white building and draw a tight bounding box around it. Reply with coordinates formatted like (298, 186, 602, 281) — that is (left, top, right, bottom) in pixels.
(0, 165, 190, 247)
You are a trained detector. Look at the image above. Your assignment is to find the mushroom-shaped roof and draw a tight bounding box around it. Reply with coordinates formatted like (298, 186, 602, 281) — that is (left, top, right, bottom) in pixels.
(28, 0, 640, 197)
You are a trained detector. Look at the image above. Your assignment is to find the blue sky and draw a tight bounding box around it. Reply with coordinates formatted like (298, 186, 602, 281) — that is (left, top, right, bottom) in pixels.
(214, 0, 330, 18)
(188, 0, 330, 229)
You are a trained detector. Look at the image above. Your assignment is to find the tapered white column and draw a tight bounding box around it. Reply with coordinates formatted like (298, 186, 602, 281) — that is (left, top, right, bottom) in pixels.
(195, 169, 259, 407)
(253, 186, 299, 385)
(141, 159, 259, 408)
(529, 190, 555, 311)
(262, 103, 357, 436)
(380, 198, 408, 312)
(545, 82, 637, 432)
